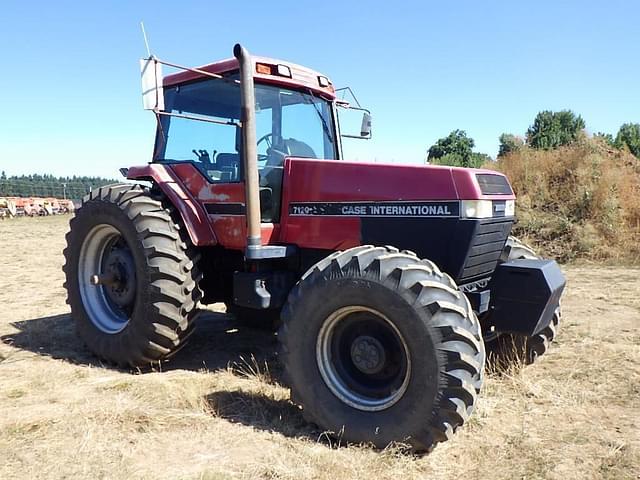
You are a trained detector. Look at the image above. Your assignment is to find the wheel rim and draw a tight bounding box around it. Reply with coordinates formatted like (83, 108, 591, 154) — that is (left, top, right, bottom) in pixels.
(78, 224, 136, 334)
(316, 306, 411, 411)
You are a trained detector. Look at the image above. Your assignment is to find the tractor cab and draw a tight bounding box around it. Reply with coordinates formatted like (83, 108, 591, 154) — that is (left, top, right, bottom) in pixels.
(147, 55, 369, 225)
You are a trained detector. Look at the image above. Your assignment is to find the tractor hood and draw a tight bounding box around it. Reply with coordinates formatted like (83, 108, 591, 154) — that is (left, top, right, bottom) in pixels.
(281, 158, 515, 204)
(279, 158, 516, 282)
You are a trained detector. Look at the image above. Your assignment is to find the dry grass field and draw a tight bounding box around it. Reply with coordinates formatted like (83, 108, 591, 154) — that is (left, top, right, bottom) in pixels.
(1, 215, 639, 479)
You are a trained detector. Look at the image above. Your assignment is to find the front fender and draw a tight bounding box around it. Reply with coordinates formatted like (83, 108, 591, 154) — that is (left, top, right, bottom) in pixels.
(127, 164, 217, 246)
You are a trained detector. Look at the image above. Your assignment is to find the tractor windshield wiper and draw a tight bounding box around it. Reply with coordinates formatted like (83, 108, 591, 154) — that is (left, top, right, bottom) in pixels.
(302, 90, 334, 145)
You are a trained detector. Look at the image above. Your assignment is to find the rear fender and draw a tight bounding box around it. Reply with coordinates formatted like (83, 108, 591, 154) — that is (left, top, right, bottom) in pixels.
(126, 164, 217, 246)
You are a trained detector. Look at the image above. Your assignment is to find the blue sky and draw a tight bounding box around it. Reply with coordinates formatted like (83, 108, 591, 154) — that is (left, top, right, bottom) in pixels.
(0, 0, 638, 178)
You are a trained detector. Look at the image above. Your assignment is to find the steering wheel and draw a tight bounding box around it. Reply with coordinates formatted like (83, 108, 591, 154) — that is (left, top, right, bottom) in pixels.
(257, 133, 272, 162)
(257, 133, 290, 166)
(257, 133, 272, 150)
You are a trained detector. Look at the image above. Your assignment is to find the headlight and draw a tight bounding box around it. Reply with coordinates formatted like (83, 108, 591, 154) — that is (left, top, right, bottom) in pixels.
(461, 200, 493, 218)
(461, 200, 515, 218)
(504, 200, 515, 217)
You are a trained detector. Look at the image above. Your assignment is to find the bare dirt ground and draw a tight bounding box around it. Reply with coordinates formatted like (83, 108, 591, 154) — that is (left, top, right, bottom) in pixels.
(1, 215, 638, 480)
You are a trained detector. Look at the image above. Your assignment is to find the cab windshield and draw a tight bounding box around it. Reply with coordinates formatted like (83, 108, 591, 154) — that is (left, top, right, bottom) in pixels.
(153, 77, 336, 183)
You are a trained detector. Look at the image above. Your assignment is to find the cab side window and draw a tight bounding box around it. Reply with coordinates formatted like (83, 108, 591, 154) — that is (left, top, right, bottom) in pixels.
(155, 79, 243, 183)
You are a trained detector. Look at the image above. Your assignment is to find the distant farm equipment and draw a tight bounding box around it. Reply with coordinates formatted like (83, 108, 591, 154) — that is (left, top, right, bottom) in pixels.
(0, 197, 17, 219)
(0, 197, 76, 219)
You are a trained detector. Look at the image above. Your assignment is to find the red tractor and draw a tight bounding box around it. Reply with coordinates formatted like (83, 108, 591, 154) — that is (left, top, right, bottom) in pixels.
(63, 44, 564, 451)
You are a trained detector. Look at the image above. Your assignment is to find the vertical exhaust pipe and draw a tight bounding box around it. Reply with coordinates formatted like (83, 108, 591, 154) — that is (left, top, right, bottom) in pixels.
(234, 44, 262, 257)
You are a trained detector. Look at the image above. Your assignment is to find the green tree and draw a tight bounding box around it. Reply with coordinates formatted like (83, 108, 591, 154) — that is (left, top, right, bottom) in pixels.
(614, 123, 640, 158)
(429, 151, 489, 169)
(430, 153, 464, 167)
(0, 173, 118, 199)
(498, 133, 525, 157)
(470, 152, 492, 166)
(526, 110, 585, 149)
(428, 130, 476, 167)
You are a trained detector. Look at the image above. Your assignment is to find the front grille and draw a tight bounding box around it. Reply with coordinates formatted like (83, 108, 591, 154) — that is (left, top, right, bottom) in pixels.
(458, 218, 513, 282)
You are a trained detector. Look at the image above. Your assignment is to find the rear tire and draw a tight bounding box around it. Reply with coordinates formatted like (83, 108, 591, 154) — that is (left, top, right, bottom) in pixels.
(278, 245, 485, 451)
(63, 184, 202, 367)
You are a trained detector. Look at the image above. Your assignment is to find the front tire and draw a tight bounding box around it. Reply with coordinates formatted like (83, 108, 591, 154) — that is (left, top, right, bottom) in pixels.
(63, 184, 202, 367)
(278, 246, 485, 451)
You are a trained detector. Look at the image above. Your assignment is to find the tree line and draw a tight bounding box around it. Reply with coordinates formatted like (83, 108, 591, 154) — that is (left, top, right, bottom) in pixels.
(0, 172, 119, 200)
(428, 111, 640, 167)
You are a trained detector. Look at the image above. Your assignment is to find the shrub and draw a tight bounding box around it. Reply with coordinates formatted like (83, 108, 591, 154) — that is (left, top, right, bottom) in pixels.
(614, 123, 640, 158)
(485, 139, 640, 263)
(593, 132, 615, 148)
(429, 152, 487, 169)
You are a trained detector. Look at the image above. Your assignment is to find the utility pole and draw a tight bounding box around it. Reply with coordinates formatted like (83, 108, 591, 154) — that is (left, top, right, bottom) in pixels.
(62, 183, 67, 200)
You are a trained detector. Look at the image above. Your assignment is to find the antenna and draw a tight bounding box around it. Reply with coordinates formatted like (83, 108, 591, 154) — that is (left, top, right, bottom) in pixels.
(140, 21, 151, 57)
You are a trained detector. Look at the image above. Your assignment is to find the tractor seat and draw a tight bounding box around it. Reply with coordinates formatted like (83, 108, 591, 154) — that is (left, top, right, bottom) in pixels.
(216, 152, 240, 169)
(215, 153, 240, 181)
(284, 138, 316, 159)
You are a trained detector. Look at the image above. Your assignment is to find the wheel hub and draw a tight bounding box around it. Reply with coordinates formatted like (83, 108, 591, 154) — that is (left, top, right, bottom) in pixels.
(102, 248, 136, 308)
(316, 305, 411, 411)
(78, 224, 134, 334)
(350, 335, 386, 374)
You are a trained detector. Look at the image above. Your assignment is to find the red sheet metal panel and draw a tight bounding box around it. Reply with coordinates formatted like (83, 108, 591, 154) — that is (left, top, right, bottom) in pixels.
(127, 164, 216, 246)
(170, 163, 277, 250)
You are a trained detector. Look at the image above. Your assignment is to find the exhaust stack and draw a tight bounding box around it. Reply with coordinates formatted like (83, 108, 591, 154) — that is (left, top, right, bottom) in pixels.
(234, 44, 262, 257)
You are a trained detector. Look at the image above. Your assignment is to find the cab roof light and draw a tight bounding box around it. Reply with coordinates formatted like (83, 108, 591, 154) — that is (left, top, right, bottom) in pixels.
(257, 63, 292, 78)
(256, 63, 272, 75)
(318, 75, 330, 87)
(276, 64, 292, 78)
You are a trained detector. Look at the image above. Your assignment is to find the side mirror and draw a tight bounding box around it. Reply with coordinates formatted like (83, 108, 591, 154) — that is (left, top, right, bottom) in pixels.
(337, 104, 372, 140)
(360, 112, 372, 138)
(140, 57, 164, 110)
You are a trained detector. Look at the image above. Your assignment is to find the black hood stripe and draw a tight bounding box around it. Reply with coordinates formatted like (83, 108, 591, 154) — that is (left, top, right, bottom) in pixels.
(289, 201, 460, 218)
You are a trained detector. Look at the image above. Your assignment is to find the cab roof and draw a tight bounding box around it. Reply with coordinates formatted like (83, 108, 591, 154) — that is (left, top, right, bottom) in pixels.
(163, 56, 336, 99)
